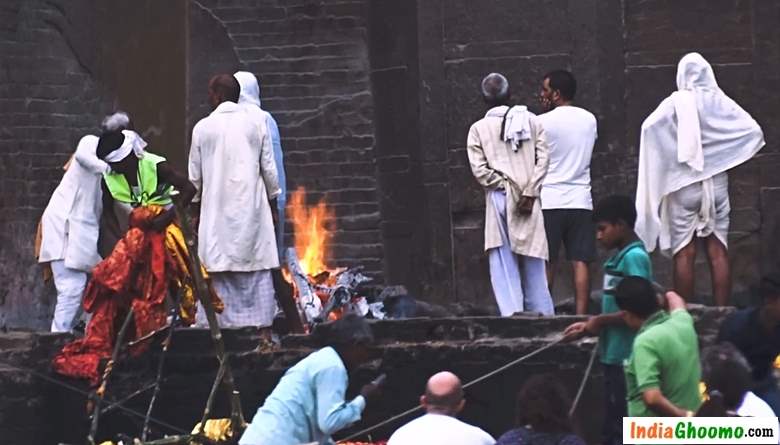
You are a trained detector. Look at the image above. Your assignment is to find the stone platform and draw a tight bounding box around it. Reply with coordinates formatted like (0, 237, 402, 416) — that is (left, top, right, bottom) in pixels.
(0, 307, 732, 445)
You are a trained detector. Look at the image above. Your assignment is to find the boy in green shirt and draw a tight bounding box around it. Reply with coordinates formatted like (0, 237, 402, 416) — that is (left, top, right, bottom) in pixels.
(564, 195, 652, 445)
(615, 276, 702, 417)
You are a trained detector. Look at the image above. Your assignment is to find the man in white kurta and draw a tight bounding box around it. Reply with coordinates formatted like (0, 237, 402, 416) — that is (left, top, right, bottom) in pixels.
(636, 53, 764, 305)
(234, 71, 287, 259)
(467, 73, 554, 316)
(190, 74, 281, 329)
(38, 112, 131, 332)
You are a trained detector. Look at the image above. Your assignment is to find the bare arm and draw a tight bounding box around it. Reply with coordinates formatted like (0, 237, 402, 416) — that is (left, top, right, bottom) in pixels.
(153, 162, 196, 230)
(664, 291, 687, 312)
(524, 116, 549, 197)
(642, 388, 689, 417)
(563, 311, 626, 340)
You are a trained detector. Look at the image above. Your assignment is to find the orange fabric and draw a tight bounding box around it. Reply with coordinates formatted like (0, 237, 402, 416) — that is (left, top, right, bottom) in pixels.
(52, 206, 222, 384)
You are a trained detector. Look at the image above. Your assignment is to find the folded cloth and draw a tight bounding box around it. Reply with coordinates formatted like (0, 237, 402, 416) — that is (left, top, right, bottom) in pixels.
(485, 105, 532, 150)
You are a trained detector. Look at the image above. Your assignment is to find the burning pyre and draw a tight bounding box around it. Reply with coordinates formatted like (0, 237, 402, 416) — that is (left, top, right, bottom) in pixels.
(283, 187, 375, 330)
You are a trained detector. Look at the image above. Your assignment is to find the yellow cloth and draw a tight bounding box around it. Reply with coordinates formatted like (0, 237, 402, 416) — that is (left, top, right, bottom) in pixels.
(774, 354, 780, 369)
(192, 418, 234, 442)
(163, 222, 224, 325)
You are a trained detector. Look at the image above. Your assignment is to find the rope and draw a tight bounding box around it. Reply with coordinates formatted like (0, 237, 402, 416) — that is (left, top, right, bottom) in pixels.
(0, 361, 188, 435)
(569, 339, 599, 417)
(341, 336, 566, 441)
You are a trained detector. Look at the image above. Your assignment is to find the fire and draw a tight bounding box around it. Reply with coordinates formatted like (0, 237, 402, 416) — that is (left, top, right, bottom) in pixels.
(285, 186, 335, 276)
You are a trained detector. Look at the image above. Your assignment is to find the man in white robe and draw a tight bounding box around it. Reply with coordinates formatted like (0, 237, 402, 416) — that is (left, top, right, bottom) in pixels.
(636, 53, 764, 305)
(234, 71, 287, 259)
(467, 73, 554, 316)
(38, 112, 131, 332)
(189, 74, 281, 330)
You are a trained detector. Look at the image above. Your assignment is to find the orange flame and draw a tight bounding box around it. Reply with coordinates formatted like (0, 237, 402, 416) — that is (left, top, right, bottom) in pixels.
(287, 186, 334, 276)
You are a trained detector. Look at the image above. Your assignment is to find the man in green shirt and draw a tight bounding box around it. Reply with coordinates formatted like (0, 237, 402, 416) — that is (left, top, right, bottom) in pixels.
(564, 195, 652, 444)
(616, 276, 702, 417)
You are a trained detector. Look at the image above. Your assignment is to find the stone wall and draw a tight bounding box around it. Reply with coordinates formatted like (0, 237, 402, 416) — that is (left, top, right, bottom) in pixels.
(187, 0, 384, 280)
(2, 0, 779, 328)
(387, 0, 780, 307)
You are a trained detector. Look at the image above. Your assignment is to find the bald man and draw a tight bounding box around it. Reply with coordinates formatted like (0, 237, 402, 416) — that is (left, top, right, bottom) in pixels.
(189, 74, 281, 331)
(388, 371, 494, 445)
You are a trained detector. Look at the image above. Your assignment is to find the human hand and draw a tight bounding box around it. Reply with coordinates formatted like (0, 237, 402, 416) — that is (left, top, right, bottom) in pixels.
(563, 322, 587, 341)
(517, 196, 535, 215)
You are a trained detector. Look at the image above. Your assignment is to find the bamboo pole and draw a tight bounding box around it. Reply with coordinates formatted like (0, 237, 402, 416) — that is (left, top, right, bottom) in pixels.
(172, 200, 246, 433)
(142, 294, 182, 441)
(87, 308, 134, 445)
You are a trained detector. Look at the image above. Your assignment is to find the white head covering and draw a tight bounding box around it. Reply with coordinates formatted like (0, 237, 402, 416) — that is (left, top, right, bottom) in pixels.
(635, 52, 765, 253)
(234, 71, 261, 108)
(104, 130, 147, 163)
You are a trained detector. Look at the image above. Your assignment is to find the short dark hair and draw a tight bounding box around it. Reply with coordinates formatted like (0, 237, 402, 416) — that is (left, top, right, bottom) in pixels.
(96, 131, 125, 160)
(752, 273, 780, 303)
(701, 343, 752, 410)
(516, 374, 572, 433)
(209, 74, 240, 103)
(315, 313, 374, 348)
(593, 195, 637, 228)
(614, 276, 660, 319)
(543, 70, 577, 101)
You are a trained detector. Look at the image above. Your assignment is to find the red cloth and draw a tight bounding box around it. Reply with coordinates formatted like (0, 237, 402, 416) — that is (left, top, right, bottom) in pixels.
(52, 207, 177, 384)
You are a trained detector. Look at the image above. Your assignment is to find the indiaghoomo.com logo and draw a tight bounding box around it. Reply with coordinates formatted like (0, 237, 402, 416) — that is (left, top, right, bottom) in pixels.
(623, 417, 780, 444)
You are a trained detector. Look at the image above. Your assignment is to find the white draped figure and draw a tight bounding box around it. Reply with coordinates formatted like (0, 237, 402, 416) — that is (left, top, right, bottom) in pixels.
(636, 53, 764, 304)
(38, 112, 131, 332)
(189, 78, 281, 328)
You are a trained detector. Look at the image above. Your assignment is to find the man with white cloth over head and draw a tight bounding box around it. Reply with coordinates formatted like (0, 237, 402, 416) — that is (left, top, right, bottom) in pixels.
(636, 53, 765, 306)
(38, 112, 131, 332)
(233, 71, 287, 259)
(189, 74, 281, 331)
(467, 73, 554, 316)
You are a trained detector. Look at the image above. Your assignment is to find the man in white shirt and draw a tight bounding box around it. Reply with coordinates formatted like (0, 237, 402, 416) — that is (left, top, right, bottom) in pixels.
(37, 112, 131, 332)
(538, 70, 598, 315)
(189, 74, 281, 332)
(388, 371, 495, 445)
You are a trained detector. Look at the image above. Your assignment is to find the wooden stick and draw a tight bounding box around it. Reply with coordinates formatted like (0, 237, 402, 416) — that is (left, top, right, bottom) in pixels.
(142, 295, 181, 441)
(102, 379, 167, 414)
(172, 200, 246, 433)
(195, 359, 227, 438)
(87, 307, 134, 445)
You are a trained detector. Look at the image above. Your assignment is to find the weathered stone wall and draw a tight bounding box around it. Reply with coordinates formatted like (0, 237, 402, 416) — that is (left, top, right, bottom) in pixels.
(0, 307, 734, 445)
(389, 0, 780, 307)
(2, 1, 779, 328)
(187, 0, 384, 280)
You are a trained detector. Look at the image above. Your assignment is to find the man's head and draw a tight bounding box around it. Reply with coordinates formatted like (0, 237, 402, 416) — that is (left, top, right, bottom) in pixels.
(320, 313, 375, 370)
(593, 195, 637, 250)
(515, 374, 572, 433)
(540, 70, 576, 111)
(701, 343, 753, 411)
(100, 111, 132, 132)
(97, 130, 136, 174)
(615, 276, 661, 330)
(420, 371, 465, 417)
(754, 273, 780, 322)
(208, 74, 241, 109)
(481, 73, 511, 108)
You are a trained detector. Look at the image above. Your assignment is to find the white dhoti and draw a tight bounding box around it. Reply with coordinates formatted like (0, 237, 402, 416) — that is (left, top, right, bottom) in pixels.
(662, 171, 730, 255)
(488, 190, 554, 316)
(196, 270, 277, 328)
(50, 260, 87, 332)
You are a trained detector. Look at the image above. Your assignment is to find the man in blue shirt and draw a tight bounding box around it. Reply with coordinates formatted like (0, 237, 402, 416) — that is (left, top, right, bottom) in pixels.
(240, 314, 380, 445)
